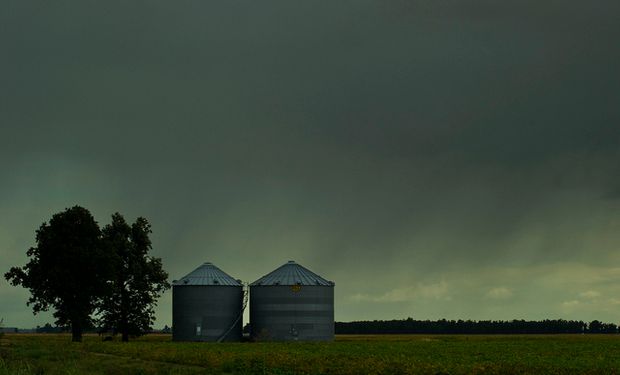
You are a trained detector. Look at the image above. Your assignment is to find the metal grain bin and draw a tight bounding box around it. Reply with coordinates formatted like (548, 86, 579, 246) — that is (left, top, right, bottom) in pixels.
(250, 261, 335, 341)
(172, 262, 243, 342)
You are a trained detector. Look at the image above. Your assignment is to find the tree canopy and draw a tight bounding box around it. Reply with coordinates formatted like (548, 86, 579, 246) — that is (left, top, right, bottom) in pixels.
(98, 213, 170, 341)
(5, 207, 170, 342)
(4, 206, 110, 342)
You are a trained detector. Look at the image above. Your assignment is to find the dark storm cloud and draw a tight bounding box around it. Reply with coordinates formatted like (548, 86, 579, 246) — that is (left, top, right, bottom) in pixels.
(603, 188, 620, 200)
(1, 0, 619, 326)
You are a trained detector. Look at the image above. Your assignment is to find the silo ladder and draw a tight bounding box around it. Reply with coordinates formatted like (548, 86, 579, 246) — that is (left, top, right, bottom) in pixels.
(217, 283, 248, 343)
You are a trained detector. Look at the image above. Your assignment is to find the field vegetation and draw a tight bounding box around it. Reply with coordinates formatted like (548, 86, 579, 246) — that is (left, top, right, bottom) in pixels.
(2, 333, 620, 374)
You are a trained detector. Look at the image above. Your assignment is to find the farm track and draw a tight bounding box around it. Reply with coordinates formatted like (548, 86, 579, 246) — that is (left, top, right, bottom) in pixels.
(83, 350, 208, 372)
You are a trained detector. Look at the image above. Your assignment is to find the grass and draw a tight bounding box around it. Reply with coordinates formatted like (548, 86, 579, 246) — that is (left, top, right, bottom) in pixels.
(1, 333, 620, 374)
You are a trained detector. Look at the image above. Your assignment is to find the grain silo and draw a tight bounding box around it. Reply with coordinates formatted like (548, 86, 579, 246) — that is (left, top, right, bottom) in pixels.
(172, 262, 245, 342)
(250, 261, 335, 341)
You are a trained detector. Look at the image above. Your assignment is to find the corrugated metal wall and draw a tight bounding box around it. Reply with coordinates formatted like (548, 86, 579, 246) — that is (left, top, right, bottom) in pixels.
(172, 285, 243, 342)
(250, 285, 334, 341)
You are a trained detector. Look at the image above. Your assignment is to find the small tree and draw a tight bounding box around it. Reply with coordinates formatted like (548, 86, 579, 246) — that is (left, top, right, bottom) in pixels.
(98, 213, 169, 342)
(4, 206, 110, 342)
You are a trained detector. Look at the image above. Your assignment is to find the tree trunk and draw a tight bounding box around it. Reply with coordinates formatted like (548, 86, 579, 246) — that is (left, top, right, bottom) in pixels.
(72, 321, 82, 342)
(121, 284, 129, 342)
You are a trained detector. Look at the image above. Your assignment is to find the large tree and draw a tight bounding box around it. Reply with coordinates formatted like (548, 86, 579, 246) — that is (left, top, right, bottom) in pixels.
(4, 206, 110, 342)
(98, 213, 169, 342)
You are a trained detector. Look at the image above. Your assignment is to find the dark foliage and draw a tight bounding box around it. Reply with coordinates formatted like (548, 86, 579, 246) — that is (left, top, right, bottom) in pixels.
(4, 206, 110, 342)
(586, 320, 618, 333)
(97, 213, 170, 342)
(336, 318, 619, 334)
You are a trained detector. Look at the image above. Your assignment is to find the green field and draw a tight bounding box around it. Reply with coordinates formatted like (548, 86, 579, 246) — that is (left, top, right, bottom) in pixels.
(1, 334, 620, 374)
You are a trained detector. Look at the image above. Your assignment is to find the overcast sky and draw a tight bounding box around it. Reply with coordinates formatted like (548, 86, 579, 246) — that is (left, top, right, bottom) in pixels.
(1, 0, 620, 328)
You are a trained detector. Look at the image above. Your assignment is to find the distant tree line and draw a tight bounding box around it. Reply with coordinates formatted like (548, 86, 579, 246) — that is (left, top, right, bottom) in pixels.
(336, 318, 619, 334)
(4, 206, 170, 342)
(27, 322, 172, 335)
(35, 323, 64, 334)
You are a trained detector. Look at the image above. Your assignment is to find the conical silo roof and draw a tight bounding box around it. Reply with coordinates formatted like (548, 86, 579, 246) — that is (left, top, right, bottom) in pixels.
(173, 262, 241, 286)
(250, 261, 334, 286)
